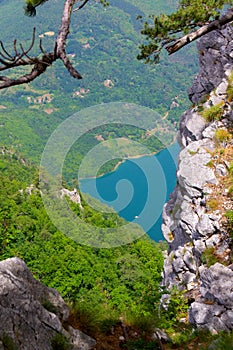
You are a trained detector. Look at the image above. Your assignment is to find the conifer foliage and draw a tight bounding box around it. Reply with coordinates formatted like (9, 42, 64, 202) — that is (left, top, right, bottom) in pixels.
(139, 0, 233, 62)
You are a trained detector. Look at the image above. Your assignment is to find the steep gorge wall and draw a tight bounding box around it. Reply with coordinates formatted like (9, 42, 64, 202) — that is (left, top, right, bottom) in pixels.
(0, 258, 96, 350)
(162, 25, 233, 333)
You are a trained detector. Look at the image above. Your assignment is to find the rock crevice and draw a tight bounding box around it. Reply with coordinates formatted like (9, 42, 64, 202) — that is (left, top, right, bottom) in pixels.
(162, 26, 233, 333)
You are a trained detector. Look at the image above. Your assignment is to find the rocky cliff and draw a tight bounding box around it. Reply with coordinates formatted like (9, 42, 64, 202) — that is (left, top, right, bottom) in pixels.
(0, 257, 96, 350)
(162, 25, 233, 333)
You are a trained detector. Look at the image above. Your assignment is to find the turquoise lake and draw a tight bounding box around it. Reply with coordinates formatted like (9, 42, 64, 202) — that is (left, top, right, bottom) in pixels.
(80, 143, 179, 241)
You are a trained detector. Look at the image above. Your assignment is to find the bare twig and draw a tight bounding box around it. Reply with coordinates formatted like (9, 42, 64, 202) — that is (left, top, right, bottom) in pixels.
(0, 28, 36, 67)
(59, 50, 82, 78)
(0, 41, 13, 60)
(21, 27, 37, 57)
(39, 39, 47, 55)
(0, 52, 55, 88)
(73, 0, 90, 12)
(0, 0, 83, 89)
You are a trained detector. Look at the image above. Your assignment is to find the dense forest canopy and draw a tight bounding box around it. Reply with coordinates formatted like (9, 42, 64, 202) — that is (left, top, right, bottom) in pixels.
(0, 0, 232, 88)
(0, 0, 199, 172)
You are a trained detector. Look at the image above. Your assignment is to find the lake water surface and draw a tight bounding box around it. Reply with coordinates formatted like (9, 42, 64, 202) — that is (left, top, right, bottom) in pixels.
(80, 143, 179, 241)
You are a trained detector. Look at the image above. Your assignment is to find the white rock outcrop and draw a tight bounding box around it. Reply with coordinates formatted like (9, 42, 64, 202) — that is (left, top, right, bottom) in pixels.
(162, 25, 233, 333)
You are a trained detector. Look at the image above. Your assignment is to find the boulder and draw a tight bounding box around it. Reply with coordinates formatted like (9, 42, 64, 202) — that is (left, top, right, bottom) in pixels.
(0, 258, 96, 350)
(189, 263, 233, 332)
(178, 110, 206, 147)
(200, 263, 233, 309)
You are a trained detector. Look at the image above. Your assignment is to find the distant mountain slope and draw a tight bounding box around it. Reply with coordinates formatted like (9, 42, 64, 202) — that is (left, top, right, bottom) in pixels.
(0, 0, 198, 181)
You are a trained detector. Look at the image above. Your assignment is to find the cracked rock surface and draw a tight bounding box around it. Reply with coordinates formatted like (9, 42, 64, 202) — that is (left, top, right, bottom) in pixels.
(188, 24, 233, 104)
(162, 25, 233, 333)
(0, 257, 96, 350)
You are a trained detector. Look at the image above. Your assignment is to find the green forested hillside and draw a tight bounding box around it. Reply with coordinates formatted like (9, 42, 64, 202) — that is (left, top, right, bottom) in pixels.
(0, 0, 198, 176)
(1, 155, 232, 349)
(0, 154, 164, 329)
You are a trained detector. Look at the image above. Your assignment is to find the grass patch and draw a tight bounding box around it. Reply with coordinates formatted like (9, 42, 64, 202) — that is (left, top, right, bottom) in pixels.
(219, 149, 225, 155)
(68, 301, 101, 337)
(201, 102, 224, 122)
(1, 333, 18, 350)
(227, 186, 233, 199)
(99, 318, 119, 335)
(225, 210, 233, 239)
(226, 210, 233, 225)
(123, 339, 159, 350)
(229, 161, 233, 176)
(201, 247, 219, 267)
(188, 149, 199, 156)
(206, 198, 219, 211)
(206, 160, 214, 167)
(124, 312, 157, 334)
(227, 71, 233, 102)
(67, 301, 121, 338)
(215, 129, 232, 143)
(51, 333, 71, 350)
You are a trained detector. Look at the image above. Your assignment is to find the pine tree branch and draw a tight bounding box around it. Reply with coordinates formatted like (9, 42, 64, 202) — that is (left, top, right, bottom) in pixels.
(0, 53, 55, 88)
(166, 8, 233, 55)
(55, 0, 82, 79)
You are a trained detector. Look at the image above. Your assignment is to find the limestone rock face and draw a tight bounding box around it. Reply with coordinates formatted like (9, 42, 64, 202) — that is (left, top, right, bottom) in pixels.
(0, 257, 96, 350)
(189, 263, 233, 333)
(188, 24, 233, 104)
(60, 188, 83, 209)
(162, 25, 233, 333)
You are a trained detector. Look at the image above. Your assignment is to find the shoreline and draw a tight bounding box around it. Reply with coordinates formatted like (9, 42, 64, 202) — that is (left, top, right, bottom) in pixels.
(79, 150, 160, 181)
